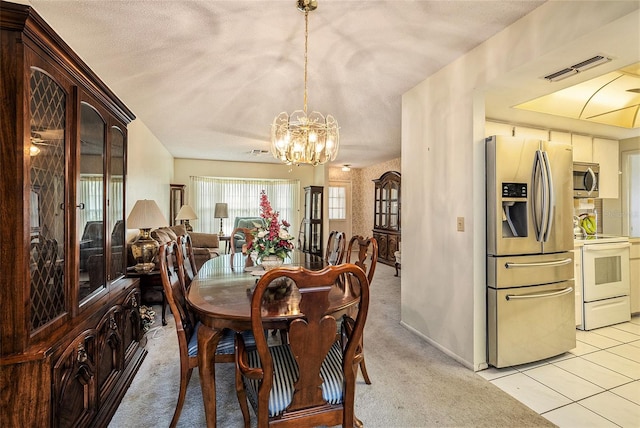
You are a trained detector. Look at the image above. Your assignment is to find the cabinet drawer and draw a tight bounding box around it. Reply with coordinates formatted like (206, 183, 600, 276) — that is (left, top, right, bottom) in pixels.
(583, 296, 631, 330)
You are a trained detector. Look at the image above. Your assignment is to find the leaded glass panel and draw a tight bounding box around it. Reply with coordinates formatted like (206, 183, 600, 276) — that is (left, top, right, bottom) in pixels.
(29, 69, 66, 330)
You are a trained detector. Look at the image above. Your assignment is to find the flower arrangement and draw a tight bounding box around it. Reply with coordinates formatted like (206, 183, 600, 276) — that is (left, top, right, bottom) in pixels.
(247, 190, 295, 261)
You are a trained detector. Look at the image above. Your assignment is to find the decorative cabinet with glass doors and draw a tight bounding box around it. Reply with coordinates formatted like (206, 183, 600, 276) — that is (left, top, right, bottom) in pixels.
(372, 171, 401, 266)
(302, 186, 324, 257)
(0, 3, 145, 427)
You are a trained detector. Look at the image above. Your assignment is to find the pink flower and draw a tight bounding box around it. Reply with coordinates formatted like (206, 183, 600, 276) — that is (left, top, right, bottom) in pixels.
(252, 190, 295, 260)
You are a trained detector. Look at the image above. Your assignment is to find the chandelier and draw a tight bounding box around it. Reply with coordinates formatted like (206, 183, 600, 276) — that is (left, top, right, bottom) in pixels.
(270, 0, 339, 166)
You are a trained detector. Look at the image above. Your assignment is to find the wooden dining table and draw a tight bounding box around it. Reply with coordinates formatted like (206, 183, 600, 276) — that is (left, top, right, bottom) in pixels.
(187, 250, 361, 427)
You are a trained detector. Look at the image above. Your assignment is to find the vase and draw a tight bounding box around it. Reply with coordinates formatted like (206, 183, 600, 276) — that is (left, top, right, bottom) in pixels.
(260, 255, 284, 271)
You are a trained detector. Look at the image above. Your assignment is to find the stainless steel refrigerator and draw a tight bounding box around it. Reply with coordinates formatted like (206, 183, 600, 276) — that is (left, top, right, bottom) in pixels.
(486, 135, 576, 368)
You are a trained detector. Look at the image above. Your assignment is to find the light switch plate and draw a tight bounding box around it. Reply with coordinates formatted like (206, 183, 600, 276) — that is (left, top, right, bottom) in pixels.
(457, 217, 464, 232)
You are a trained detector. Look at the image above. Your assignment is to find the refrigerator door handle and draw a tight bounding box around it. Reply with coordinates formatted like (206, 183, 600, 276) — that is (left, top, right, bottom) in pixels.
(531, 150, 547, 242)
(542, 151, 554, 242)
(505, 287, 573, 301)
(505, 258, 573, 268)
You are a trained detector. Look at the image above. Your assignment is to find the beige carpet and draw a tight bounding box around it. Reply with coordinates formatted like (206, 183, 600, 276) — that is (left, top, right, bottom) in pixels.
(109, 263, 555, 427)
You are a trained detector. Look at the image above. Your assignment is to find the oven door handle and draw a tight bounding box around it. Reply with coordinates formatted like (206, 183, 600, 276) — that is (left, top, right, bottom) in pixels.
(506, 287, 573, 301)
(583, 242, 631, 251)
(505, 258, 572, 268)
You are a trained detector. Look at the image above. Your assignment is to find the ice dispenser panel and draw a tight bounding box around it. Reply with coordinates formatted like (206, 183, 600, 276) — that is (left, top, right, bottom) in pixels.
(501, 183, 528, 238)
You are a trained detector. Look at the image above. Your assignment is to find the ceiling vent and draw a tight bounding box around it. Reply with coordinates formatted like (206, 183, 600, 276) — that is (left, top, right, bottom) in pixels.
(543, 55, 611, 82)
(250, 149, 270, 155)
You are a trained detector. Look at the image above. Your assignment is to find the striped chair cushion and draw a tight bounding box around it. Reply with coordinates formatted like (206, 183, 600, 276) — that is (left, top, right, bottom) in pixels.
(243, 340, 344, 417)
(187, 323, 255, 357)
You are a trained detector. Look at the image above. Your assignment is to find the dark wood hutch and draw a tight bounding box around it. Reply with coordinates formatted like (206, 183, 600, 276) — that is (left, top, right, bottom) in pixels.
(1, 2, 146, 426)
(372, 171, 401, 266)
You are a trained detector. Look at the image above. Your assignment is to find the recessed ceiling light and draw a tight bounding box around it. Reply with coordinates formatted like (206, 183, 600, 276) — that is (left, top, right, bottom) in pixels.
(341, 164, 351, 172)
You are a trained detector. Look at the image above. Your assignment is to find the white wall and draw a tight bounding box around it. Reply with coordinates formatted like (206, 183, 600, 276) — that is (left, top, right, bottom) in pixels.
(402, 2, 639, 370)
(126, 119, 174, 226)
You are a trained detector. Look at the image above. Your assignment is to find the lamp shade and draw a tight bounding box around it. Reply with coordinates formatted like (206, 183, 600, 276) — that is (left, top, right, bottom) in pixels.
(127, 199, 168, 229)
(214, 203, 228, 219)
(175, 204, 198, 221)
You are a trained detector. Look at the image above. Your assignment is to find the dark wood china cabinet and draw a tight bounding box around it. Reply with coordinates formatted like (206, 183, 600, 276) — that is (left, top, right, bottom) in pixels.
(372, 171, 401, 266)
(0, 2, 146, 427)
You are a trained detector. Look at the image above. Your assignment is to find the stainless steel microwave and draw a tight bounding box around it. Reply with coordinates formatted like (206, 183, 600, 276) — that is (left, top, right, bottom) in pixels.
(573, 162, 599, 198)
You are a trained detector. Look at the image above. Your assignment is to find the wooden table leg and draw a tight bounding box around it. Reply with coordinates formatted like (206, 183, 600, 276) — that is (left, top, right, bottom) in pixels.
(198, 324, 223, 428)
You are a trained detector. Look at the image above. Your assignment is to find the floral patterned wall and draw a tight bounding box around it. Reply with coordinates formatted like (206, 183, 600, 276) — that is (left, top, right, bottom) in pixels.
(329, 157, 401, 238)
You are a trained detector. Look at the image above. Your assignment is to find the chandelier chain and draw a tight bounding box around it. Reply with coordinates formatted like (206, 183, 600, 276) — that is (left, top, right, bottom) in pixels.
(303, 11, 309, 114)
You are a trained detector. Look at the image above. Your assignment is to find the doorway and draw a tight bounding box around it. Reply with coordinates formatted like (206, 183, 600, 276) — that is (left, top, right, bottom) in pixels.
(328, 181, 352, 243)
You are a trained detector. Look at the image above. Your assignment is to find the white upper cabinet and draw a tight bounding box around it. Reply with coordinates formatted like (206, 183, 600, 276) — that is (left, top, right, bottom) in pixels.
(485, 121, 513, 138)
(549, 131, 572, 144)
(514, 126, 548, 140)
(572, 134, 593, 162)
(593, 138, 619, 199)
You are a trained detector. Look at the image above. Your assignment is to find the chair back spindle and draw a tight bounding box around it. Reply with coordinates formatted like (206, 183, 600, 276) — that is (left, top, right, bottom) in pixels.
(346, 235, 378, 283)
(325, 230, 346, 265)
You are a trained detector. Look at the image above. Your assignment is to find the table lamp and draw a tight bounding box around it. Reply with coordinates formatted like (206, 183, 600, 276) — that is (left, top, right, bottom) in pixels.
(175, 204, 198, 232)
(127, 199, 168, 273)
(214, 202, 228, 236)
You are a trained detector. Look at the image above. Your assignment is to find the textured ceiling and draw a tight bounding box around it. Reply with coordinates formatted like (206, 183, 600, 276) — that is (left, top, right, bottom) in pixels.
(22, 0, 547, 168)
(21, 1, 640, 168)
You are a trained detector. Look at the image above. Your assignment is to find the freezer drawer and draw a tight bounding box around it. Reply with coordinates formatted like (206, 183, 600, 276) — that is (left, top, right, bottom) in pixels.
(488, 252, 574, 288)
(581, 295, 631, 331)
(488, 281, 576, 368)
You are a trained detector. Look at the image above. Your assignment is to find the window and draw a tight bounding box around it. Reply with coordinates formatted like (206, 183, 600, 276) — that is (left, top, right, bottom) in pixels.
(328, 186, 346, 220)
(190, 177, 300, 235)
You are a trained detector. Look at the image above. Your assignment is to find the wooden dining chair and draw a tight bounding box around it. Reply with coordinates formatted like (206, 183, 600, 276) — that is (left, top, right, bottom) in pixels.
(230, 226, 257, 270)
(345, 235, 378, 385)
(159, 241, 245, 428)
(234, 264, 370, 428)
(230, 227, 255, 255)
(325, 230, 346, 265)
(178, 234, 198, 287)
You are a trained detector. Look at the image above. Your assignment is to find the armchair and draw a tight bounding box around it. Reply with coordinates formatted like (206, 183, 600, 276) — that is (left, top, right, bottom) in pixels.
(232, 216, 266, 253)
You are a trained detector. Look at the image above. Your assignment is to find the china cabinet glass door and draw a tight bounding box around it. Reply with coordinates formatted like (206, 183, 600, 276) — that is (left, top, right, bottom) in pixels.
(29, 68, 67, 330)
(78, 101, 106, 302)
(109, 125, 126, 282)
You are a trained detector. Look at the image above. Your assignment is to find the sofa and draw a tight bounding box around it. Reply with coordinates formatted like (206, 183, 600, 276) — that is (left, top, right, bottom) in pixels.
(150, 224, 221, 271)
(128, 224, 221, 272)
(232, 216, 266, 253)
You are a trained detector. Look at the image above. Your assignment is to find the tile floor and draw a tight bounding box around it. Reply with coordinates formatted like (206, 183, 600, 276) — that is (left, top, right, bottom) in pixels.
(478, 315, 640, 427)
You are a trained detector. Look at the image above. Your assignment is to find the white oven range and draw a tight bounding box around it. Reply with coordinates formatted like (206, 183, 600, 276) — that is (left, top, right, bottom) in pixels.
(576, 234, 631, 330)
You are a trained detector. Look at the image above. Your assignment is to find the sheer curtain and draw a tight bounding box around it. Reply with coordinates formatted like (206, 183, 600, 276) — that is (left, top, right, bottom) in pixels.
(78, 175, 103, 236)
(189, 177, 300, 235)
